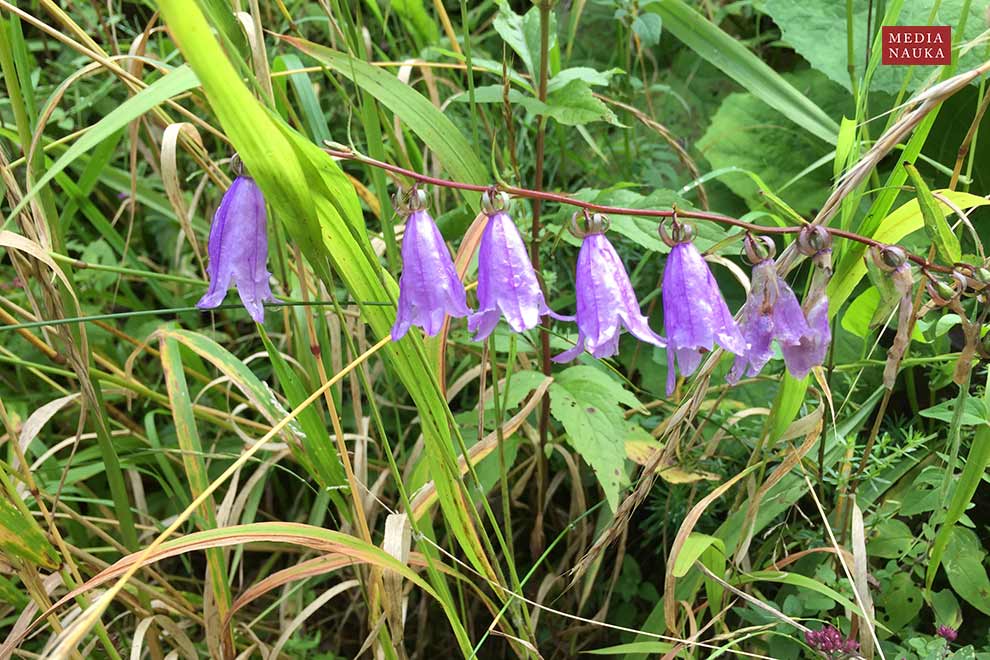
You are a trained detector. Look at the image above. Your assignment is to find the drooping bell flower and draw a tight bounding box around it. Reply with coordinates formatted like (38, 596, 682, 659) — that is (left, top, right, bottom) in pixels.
(197, 170, 279, 324)
(469, 191, 566, 341)
(780, 226, 833, 379)
(552, 212, 665, 362)
(661, 221, 745, 395)
(728, 235, 811, 383)
(391, 189, 470, 340)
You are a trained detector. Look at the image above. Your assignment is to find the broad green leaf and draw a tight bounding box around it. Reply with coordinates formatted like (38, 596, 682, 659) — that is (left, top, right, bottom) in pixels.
(905, 163, 961, 265)
(919, 397, 989, 427)
(764, 0, 987, 94)
(647, 0, 838, 143)
(280, 37, 488, 194)
(867, 518, 915, 558)
(876, 571, 923, 633)
(828, 191, 990, 312)
(631, 13, 663, 47)
(940, 527, 990, 615)
(6, 65, 200, 224)
(0, 497, 59, 569)
(932, 589, 963, 629)
(697, 69, 847, 215)
(455, 81, 619, 126)
(549, 366, 644, 511)
(542, 80, 620, 126)
(548, 66, 622, 92)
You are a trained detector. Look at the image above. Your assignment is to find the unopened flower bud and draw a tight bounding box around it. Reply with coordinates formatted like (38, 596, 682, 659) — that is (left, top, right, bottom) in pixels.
(976, 267, 990, 284)
(797, 225, 831, 256)
(937, 280, 956, 301)
(872, 245, 908, 272)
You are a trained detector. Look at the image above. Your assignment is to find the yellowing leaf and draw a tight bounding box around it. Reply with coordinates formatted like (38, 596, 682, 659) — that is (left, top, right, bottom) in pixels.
(658, 466, 721, 484)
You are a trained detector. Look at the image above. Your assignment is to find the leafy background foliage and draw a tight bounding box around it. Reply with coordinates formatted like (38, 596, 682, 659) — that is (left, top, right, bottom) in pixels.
(1, 0, 990, 658)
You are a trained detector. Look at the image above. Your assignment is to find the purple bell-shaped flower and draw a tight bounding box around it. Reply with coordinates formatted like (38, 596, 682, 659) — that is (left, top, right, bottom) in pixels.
(553, 212, 665, 362)
(197, 170, 279, 324)
(661, 221, 745, 395)
(391, 189, 471, 340)
(468, 191, 565, 341)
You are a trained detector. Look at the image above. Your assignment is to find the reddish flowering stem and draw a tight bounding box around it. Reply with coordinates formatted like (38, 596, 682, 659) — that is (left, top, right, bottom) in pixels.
(325, 147, 960, 275)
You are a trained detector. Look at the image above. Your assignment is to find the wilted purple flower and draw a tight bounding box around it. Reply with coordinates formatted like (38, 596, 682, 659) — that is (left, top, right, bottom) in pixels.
(469, 193, 564, 341)
(197, 174, 279, 324)
(391, 191, 470, 340)
(804, 625, 859, 658)
(729, 238, 811, 383)
(777, 226, 834, 380)
(937, 625, 958, 642)
(553, 213, 664, 362)
(661, 223, 745, 395)
(779, 294, 831, 379)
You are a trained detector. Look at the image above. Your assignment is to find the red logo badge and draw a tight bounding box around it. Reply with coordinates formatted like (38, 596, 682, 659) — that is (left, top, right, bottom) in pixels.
(882, 26, 951, 65)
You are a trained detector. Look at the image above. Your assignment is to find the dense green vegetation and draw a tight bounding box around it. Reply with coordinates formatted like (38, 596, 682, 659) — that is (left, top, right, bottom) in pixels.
(2, 1, 990, 658)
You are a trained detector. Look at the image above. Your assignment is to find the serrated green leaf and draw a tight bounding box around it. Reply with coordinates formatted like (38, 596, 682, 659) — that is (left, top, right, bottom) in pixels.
(905, 162, 961, 265)
(542, 80, 620, 126)
(549, 366, 642, 511)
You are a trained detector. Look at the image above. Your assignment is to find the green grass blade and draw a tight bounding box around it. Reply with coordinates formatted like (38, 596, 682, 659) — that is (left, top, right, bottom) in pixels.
(281, 36, 489, 193)
(4, 65, 200, 227)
